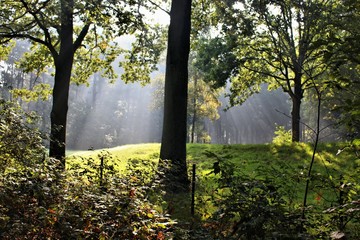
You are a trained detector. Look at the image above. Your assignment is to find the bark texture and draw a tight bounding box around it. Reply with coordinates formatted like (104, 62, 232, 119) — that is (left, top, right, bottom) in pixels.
(49, 0, 74, 167)
(160, 0, 192, 190)
(291, 74, 303, 142)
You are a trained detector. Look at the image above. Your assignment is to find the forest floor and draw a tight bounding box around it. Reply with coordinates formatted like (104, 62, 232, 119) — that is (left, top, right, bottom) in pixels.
(66, 142, 360, 238)
(67, 142, 359, 211)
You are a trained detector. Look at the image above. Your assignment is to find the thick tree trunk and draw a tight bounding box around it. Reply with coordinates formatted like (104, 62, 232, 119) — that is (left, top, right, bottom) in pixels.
(49, 0, 74, 168)
(49, 62, 72, 165)
(160, 0, 192, 190)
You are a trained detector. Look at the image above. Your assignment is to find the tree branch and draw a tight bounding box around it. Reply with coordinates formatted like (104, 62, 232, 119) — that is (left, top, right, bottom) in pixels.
(18, 0, 58, 58)
(1, 33, 46, 46)
(147, 0, 170, 15)
(73, 23, 91, 52)
(242, 62, 290, 83)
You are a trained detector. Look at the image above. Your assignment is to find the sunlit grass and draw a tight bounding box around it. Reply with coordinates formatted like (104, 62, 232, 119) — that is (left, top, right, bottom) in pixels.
(67, 142, 358, 219)
(67, 142, 357, 185)
(67, 143, 161, 171)
(67, 143, 160, 159)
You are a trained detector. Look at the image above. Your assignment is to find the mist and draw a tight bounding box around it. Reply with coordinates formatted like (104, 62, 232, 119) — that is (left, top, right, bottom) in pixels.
(66, 75, 162, 150)
(206, 87, 291, 144)
(65, 74, 295, 150)
(1, 42, 335, 150)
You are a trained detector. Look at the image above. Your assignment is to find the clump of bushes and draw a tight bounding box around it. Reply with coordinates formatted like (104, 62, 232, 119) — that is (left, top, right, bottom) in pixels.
(0, 99, 175, 239)
(0, 157, 176, 239)
(196, 150, 360, 239)
(199, 158, 304, 239)
(272, 125, 292, 145)
(0, 99, 45, 173)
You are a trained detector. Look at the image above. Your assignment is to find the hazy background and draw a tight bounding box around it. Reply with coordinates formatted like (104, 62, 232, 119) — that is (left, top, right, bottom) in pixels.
(1, 39, 339, 151)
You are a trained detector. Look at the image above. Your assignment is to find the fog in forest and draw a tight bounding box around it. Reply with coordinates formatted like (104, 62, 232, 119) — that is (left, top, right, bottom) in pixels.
(64, 76, 292, 150)
(208, 88, 291, 144)
(66, 76, 162, 150)
(1, 42, 339, 150)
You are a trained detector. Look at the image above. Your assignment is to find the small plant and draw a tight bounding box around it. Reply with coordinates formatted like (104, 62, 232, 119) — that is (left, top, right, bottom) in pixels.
(67, 150, 117, 189)
(272, 125, 292, 145)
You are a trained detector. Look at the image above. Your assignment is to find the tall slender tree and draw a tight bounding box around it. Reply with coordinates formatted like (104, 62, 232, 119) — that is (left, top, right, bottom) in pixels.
(188, 72, 221, 143)
(160, 0, 192, 190)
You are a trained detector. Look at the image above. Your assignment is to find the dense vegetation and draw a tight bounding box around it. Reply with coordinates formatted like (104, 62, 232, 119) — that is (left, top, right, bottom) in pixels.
(1, 104, 359, 238)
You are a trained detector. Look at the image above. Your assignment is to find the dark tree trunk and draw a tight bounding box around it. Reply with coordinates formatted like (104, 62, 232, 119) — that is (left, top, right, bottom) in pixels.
(160, 0, 192, 191)
(49, 61, 72, 165)
(291, 77, 302, 142)
(49, 0, 74, 168)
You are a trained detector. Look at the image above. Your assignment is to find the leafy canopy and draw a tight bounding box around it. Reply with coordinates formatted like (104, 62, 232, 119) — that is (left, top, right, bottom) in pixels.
(0, 0, 166, 85)
(194, 0, 333, 105)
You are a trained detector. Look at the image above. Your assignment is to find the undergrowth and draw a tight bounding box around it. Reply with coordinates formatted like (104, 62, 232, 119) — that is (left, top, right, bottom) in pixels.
(1, 100, 359, 238)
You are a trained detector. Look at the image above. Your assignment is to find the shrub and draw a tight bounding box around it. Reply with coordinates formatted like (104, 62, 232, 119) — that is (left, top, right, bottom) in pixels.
(0, 155, 176, 239)
(0, 99, 45, 173)
(272, 125, 292, 145)
(197, 148, 360, 239)
(204, 158, 304, 239)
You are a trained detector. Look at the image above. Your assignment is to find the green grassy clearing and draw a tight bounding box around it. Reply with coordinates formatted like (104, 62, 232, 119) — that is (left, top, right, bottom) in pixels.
(65, 142, 360, 237)
(67, 143, 161, 172)
(67, 142, 359, 209)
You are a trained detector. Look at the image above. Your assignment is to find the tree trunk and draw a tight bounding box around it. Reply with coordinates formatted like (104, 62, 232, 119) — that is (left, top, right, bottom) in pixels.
(291, 78, 302, 142)
(190, 77, 198, 143)
(49, 0, 74, 168)
(160, 0, 192, 191)
(49, 62, 72, 165)
(190, 107, 197, 143)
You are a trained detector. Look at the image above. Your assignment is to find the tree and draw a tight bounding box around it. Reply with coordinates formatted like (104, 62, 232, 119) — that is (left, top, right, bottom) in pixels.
(188, 69, 221, 143)
(195, 0, 332, 142)
(0, 42, 27, 100)
(160, 0, 192, 190)
(0, 0, 163, 167)
(323, 0, 360, 139)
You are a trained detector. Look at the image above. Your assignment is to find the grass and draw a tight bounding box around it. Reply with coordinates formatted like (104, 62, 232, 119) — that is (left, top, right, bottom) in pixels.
(67, 142, 356, 168)
(66, 143, 161, 172)
(67, 142, 359, 225)
(67, 141, 358, 203)
(67, 143, 161, 161)
(67, 141, 358, 181)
